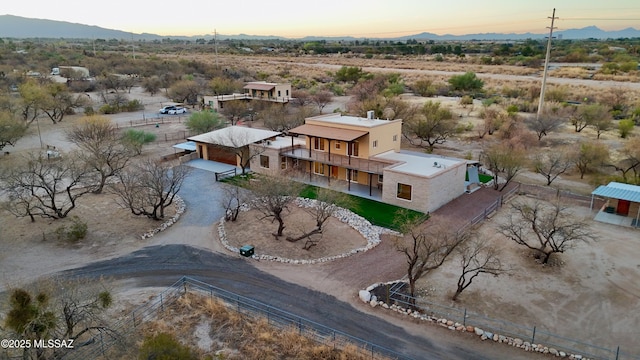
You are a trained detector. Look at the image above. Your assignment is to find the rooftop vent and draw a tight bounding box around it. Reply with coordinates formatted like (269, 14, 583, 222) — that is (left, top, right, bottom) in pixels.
(366, 110, 374, 120)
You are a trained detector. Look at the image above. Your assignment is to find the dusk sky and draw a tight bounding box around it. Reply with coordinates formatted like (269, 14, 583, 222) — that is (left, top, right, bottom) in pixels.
(4, 1, 639, 38)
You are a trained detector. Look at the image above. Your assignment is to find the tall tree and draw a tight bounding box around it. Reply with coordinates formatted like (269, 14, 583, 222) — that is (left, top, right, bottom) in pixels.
(402, 101, 458, 153)
(570, 103, 608, 133)
(249, 175, 303, 238)
(185, 110, 224, 134)
(41, 82, 89, 123)
(66, 116, 131, 193)
(113, 160, 189, 220)
(0, 111, 28, 151)
(532, 148, 573, 186)
(498, 200, 592, 264)
(220, 100, 248, 125)
(311, 90, 333, 114)
(573, 141, 609, 179)
(481, 142, 527, 191)
(395, 216, 470, 301)
(3, 152, 93, 221)
(452, 236, 506, 301)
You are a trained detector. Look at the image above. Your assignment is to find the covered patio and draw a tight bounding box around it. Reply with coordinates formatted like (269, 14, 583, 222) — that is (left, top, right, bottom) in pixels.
(591, 182, 640, 228)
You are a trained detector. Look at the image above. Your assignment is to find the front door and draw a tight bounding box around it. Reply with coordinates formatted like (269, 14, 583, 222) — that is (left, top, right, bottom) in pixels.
(331, 166, 338, 178)
(617, 200, 631, 215)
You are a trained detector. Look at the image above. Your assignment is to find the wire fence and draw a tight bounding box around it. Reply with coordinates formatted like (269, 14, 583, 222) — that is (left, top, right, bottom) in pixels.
(56, 276, 410, 360)
(380, 285, 639, 360)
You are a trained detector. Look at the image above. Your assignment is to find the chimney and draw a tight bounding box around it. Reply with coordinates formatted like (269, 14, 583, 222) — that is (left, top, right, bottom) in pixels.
(366, 110, 374, 120)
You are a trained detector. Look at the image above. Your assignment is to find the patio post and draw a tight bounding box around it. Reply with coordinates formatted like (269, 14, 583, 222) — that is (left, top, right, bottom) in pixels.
(369, 173, 373, 196)
(590, 194, 594, 211)
(636, 205, 640, 228)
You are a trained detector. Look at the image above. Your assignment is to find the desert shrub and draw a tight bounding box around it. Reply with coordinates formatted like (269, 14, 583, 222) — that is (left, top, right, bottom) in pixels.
(99, 104, 117, 114)
(411, 79, 436, 97)
(618, 119, 635, 138)
(84, 106, 95, 116)
(54, 216, 88, 242)
(459, 95, 474, 106)
(448, 72, 484, 92)
(138, 333, 198, 360)
(544, 86, 569, 103)
(121, 129, 156, 155)
(124, 99, 144, 112)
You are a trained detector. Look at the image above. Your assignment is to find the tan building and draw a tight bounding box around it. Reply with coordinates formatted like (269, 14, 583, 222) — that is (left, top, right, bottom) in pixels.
(250, 113, 468, 214)
(202, 81, 292, 111)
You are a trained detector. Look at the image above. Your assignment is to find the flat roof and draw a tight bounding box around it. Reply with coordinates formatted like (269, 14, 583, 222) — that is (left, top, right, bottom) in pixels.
(244, 81, 277, 91)
(288, 124, 368, 142)
(592, 182, 640, 203)
(188, 126, 281, 148)
(261, 136, 306, 149)
(374, 150, 466, 177)
(172, 141, 196, 151)
(306, 113, 401, 128)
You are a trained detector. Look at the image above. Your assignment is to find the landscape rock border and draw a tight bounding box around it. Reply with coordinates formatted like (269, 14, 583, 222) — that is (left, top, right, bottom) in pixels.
(140, 195, 186, 239)
(360, 282, 591, 360)
(217, 197, 399, 264)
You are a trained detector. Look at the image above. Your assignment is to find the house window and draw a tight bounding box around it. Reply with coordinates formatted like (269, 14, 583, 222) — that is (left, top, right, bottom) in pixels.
(286, 89, 289, 97)
(393, 134, 398, 142)
(378, 174, 384, 183)
(372, 140, 378, 148)
(335, 141, 341, 150)
(397, 183, 412, 201)
(314, 138, 325, 151)
(350, 170, 358, 182)
(278, 90, 281, 97)
(280, 156, 287, 170)
(260, 155, 270, 169)
(314, 162, 325, 175)
(349, 142, 359, 157)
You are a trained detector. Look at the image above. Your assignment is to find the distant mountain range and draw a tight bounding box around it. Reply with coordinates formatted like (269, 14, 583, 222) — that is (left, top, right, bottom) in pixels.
(1, 15, 639, 41)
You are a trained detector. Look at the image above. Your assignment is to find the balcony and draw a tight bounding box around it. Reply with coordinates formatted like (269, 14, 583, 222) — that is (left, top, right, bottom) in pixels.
(280, 147, 393, 174)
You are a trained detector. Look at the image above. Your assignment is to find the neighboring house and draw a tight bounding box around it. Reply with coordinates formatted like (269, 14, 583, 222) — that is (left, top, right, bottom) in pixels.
(591, 182, 640, 228)
(188, 126, 280, 169)
(201, 82, 292, 111)
(250, 113, 470, 214)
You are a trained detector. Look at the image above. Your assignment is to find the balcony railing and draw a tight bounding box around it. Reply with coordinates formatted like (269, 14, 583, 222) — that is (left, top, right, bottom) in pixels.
(281, 147, 392, 174)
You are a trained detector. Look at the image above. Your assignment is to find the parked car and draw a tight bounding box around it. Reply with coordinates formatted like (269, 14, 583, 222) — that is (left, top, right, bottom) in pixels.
(159, 105, 187, 114)
(159, 105, 176, 114)
(168, 106, 187, 115)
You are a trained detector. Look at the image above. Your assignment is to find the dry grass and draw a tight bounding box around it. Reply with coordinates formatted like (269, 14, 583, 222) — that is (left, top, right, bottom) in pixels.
(132, 292, 393, 360)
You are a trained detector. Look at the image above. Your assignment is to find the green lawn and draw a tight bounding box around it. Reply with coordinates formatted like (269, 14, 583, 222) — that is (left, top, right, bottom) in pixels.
(221, 175, 426, 231)
(299, 185, 425, 231)
(466, 172, 493, 183)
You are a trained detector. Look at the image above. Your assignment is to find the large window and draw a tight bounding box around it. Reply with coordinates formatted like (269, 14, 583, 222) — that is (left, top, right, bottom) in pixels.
(314, 137, 325, 151)
(314, 162, 325, 175)
(335, 141, 341, 150)
(260, 155, 270, 169)
(349, 142, 359, 157)
(280, 156, 287, 170)
(397, 183, 412, 201)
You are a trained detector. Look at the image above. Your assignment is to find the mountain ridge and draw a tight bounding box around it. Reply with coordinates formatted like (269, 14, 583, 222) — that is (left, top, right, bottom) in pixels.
(1, 14, 639, 41)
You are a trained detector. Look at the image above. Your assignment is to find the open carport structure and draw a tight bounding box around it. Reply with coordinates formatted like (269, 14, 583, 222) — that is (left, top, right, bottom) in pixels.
(591, 182, 640, 228)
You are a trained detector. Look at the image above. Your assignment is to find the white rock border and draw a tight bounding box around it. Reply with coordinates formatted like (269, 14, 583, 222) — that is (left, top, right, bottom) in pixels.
(218, 197, 399, 264)
(360, 281, 590, 360)
(140, 195, 186, 239)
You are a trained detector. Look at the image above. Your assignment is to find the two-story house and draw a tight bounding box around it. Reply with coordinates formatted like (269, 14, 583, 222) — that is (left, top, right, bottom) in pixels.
(250, 112, 468, 214)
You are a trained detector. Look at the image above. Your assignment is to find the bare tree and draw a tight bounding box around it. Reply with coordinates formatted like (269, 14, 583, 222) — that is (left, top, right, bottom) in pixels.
(590, 113, 613, 139)
(402, 101, 458, 153)
(286, 187, 353, 247)
(498, 200, 592, 264)
(526, 113, 564, 141)
(311, 90, 333, 114)
(249, 175, 303, 238)
(220, 184, 248, 222)
(481, 142, 527, 191)
(211, 127, 267, 174)
(395, 217, 470, 300)
(608, 137, 640, 183)
(41, 83, 89, 123)
(291, 89, 311, 107)
(477, 106, 506, 138)
(66, 116, 131, 193)
(113, 160, 189, 220)
(452, 236, 506, 301)
(3, 152, 93, 221)
(261, 104, 314, 132)
(532, 148, 573, 186)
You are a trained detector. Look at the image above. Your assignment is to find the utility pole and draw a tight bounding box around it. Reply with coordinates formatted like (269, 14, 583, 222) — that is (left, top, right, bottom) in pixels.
(131, 34, 136, 60)
(214, 29, 219, 69)
(537, 8, 558, 120)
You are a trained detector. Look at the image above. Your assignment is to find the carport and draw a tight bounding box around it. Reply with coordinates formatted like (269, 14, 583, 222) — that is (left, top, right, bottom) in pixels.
(591, 182, 640, 228)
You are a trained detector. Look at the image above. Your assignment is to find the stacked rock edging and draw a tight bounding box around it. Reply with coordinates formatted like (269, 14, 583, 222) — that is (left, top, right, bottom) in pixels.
(218, 197, 398, 264)
(140, 195, 186, 239)
(360, 282, 592, 359)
